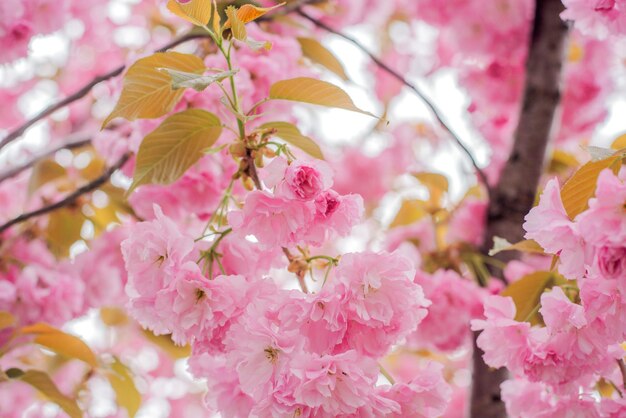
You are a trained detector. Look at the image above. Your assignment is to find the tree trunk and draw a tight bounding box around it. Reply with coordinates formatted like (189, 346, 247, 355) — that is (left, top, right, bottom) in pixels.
(470, 0, 569, 417)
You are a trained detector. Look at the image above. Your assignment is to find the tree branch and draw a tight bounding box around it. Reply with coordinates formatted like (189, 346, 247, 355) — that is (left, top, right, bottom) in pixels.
(472, 1, 569, 417)
(0, 137, 91, 183)
(0, 0, 322, 154)
(296, 9, 491, 194)
(0, 33, 207, 153)
(0, 153, 130, 234)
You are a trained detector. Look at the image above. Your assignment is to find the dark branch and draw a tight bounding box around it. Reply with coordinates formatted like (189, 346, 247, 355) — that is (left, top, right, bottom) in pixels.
(0, 0, 322, 153)
(0, 153, 130, 234)
(296, 9, 491, 194)
(0, 137, 91, 183)
(472, 1, 569, 417)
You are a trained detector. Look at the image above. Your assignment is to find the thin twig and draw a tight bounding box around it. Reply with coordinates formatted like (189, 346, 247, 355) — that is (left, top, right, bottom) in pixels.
(296, 9, 491, 194)
(0, 153, 130, 234)
(618, 359, 626, 390)
(0, 137, 91, 183)
(0, 0, 322, 153)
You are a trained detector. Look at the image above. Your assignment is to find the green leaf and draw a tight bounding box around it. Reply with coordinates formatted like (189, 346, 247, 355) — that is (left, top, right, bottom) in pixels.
(130, 109, 222, 193)
(269, 77, 378, 118)
(102, 52, 205, 128)
(560, 154, 622, 219)
(166, 0, 212, 26)
(7, 369, 82, 418)
(586, 146, 616, 161)
(245, 37, 272, 51)
(297, 37, 349, 81)
(500, 271, 564, 325)
(159, 68, 237, 92)
(259, 122, 324, 160)
(489, 237, 545, 257)
(20, 323, 98, 367)
(106, 358, 141, 418)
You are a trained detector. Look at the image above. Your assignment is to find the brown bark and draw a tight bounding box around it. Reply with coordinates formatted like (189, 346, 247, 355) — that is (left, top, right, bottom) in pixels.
(470, 0, 569, 417)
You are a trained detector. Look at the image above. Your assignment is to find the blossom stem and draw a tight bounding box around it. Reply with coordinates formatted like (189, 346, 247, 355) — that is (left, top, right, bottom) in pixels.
(306, 255, 338, 264)
(378, 363, 395, 385)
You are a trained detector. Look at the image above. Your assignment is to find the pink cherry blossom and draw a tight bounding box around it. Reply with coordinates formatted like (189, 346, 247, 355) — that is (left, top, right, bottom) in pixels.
(278, 159, 334, 201)
(561, 0, 626, 37)
(227, 190, 315, 248)
(302, 190, 364, 245)
(379, 362, 452, 418)
(409, 269, 485, 351)
(472, 295, 531, 371)
(327, 251, 430, 356)
(73, 227, 129, 309)
(446, 197, 487, 245)
(121, 206, 196, 333)
(523, 178, 587, 279)
(289, 350, 379, 415)
(577, 169, 626, 247)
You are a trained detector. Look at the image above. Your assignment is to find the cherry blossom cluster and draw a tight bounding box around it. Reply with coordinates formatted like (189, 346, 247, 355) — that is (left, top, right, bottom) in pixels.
(120, 157, 452, 417)
(473, 168, 626, 416)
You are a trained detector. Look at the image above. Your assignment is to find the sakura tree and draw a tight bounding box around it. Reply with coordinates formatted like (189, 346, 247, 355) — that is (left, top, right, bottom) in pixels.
(1, 0, 625, 417)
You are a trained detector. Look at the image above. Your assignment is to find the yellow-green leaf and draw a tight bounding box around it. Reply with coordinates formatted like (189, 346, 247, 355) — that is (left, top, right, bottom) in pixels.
(102, 52, 205, 128)
(130, 109, 222, 193)
(211, 0, 221, 34)
(500, 271, 562, 325)
(390, 199, 428, 228)
(7, 369, 82, 418)
(143, 330, 191, 359)
(413, 172, 448, 205)
(548, 150, 579, 174)
(297, 37, 349, 81)
(46, 207, 85, 258)
(489, 237, 545, 257)
(106, 358, 141, 418)
(100, 307, 129, 327)
(269, 77, 377, 118)
(223, 3, 283, 28)
(611, 133, 626, 150)
(259, 121, 324, 160)
(20, 323, 98, 367)
(0, 311, 15, 329)
(28, 159, 66, 195)
(225, 6, 246, 41)
(166, 0, 212, 26)
(560, 154, 622, 219)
